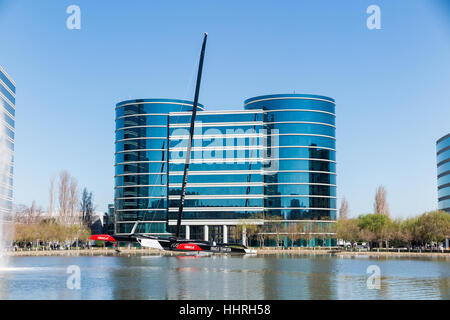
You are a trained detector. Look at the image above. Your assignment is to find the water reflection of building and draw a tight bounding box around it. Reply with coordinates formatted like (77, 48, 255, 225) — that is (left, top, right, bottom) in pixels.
(306, 257, 334, 299)
(110, 256, 168, 299)
(260, 257, 335, 299)
(114, 95, 337, 245)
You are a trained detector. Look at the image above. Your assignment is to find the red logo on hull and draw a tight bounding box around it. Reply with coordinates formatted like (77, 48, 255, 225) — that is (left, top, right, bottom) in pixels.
(176, 243, 202, 251)
(89, 235, 116, 242)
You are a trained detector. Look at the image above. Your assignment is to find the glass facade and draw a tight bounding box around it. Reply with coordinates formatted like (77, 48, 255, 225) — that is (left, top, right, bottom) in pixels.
(115, 94, 336, 245)
(244, 94, 336, 221)
(115, 99, 204, 234)
(437, 133, 450, 213)
(0, 65, 15, 222)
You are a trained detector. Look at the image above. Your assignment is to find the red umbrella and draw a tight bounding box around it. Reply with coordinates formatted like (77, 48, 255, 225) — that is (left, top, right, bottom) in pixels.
(89, 234, 116, 242)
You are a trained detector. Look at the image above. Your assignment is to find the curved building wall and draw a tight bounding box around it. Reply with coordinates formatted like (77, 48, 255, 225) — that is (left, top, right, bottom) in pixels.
(437, 133, 450, 213)
(244, 94, 336, 220)
(114, 99, 204, 234)
(0, 65, 15, 222)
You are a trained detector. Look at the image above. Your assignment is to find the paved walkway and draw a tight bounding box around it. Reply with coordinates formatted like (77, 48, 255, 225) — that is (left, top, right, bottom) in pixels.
(4, 247, 450, 258)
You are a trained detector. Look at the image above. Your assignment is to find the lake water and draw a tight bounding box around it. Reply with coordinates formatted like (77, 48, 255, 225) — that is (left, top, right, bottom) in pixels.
(0, 254, 449, 300)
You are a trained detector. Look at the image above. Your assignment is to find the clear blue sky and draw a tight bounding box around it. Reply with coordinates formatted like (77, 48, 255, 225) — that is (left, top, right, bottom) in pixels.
(0, 0, 449, 218)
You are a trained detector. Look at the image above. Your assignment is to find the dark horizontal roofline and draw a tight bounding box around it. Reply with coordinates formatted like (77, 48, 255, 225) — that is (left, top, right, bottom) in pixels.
(437, 145, 450, 156)
(438, 183, 450, 190)
(116, 98, 205, 109)
(437, 133, 450, 144)
(438, 170, 450, 179)
(438, 195, 450, 202)
(0, 64, 16, 85)
(244, 94, 335, 105)
(437, 158, 450, 168)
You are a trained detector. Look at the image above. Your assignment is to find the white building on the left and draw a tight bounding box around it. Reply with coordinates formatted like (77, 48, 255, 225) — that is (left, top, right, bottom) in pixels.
(0, 65, 16, 246)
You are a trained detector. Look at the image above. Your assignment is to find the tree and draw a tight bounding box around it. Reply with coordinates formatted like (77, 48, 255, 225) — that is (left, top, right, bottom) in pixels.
(235, 213, 265, 247)
(415, 210, 450, 248)
(58, 170, 81, 225)
(287, 223, 301, 247)
(14, 201, 43, 224)
(339, 197, 349, 220)
(69, 177, 79, 225)
(398, 217, 417, 250)
(69, 177, 81, 224)
(336, 218, 360, 247)
(310, 222, 322, 247)
(380, 218, 396, 248)
(228, 225, 242, 244)
(15, 224, 38, 247)
(58, 171, 70, 225)
(386, 217, 416, 250)
(358, 228, 376, 249)
(374, 186, 390, 216)
(78, 225, 91, 243)
(264, 215, 284, 248)
(81, 188, 94, 227)
(236, 219, 258, 247)
(358, 213, 393, 248)
(302, 222, 314, 248)
(48, 175, 55, 216)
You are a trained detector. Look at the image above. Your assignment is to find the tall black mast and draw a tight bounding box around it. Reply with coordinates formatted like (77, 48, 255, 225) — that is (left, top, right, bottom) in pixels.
(175, 33, 208, 238)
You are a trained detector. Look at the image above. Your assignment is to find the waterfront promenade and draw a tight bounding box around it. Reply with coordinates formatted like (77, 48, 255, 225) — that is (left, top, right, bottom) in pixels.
(4, 247, 450, 258)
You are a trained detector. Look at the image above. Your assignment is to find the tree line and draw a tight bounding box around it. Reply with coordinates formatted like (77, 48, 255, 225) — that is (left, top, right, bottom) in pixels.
(231, 214, 334, 248)
(336, 210, 450, 249)
(13, 170, 96, 248)
(337, 186, 450, 249)
(231, 186, 449, 250)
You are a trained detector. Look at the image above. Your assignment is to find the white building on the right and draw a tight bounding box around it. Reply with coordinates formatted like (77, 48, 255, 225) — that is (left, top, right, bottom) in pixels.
(437, 133, 450, 249)
(437, 133, 450, 213)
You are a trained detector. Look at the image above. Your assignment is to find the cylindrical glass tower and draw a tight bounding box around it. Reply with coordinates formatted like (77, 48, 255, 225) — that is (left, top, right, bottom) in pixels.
(437, 133, 450, 213)
(0, 65, 15, 251)
(244, 94, 337, 221)
(114, 99, 204, 234)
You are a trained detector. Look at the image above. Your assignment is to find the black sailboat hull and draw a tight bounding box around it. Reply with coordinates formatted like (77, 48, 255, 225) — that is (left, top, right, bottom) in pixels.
(135, 235, 256, 254)
(90, 233, 256, 254)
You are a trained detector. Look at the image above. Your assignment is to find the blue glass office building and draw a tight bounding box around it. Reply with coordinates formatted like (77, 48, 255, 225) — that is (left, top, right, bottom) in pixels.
(437, 133, 450, 213)
(115, 94, 336, 245)
(0, 65, 15, 220)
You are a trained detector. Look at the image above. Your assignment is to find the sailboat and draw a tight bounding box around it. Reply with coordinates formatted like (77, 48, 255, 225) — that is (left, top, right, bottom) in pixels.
(91, 33, 256, 255)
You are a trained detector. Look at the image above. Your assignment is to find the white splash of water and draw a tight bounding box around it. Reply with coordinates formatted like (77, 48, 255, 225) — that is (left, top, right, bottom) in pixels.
(0, 266, 63, 273)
